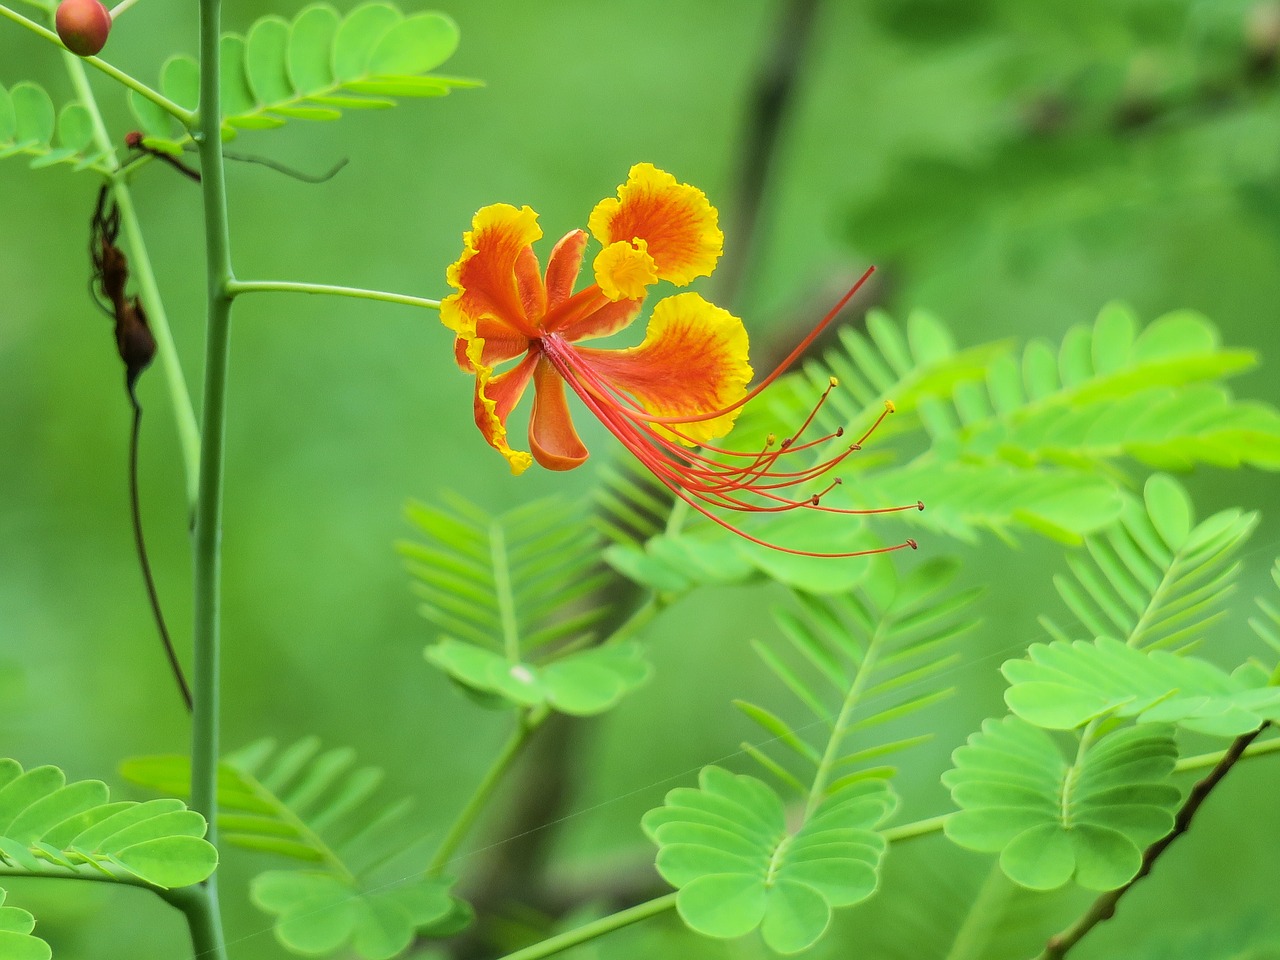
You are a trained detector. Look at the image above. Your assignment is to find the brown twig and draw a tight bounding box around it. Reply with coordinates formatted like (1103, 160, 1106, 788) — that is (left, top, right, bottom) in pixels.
(1034, 723, 1271, 960)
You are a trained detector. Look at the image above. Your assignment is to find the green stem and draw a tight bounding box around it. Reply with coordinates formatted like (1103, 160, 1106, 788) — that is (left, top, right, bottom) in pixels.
(226, 280, 440, 311)
(189, 0, 234, 956)
(0, 4, 194, 124)
(495, 894, 678, 960)
(61, 52, 202, 511)
(944, 861, 1015, 960)
(427, 711, 540, 877)
(169, 885, 224, 960)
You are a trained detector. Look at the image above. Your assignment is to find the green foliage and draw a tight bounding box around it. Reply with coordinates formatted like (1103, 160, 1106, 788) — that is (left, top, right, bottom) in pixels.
(0, 887, 50, 960)
(1041, 474, 1259, 652)
(604, 306, 1280, 604)
(943, 718, 1181, 891)
(424, 639, 648, 717)
(1251, 559, 1280, 663)
(401, 495, 648, 715)
(0, 81, 108, 173)
(129, 2, 475, 148)
(1003, 638, 1280, 735)
(121, 739, 456, 960)
(738, 556, 979, 794)
(916, 305, 1274, 471)
(0, 758, 216, 888)
(643, 768, 895, 954)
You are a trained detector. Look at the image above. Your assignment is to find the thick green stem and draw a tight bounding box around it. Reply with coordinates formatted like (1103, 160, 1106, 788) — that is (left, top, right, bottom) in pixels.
(495, 894, 678, 960)
(0, 4, 194, 123)
(61, 53, 202, 511)
(188, 0, 234, 956)
(226, 279, 440, 311)
(427, 711, 539, 877)
(170, 885, 225, 960)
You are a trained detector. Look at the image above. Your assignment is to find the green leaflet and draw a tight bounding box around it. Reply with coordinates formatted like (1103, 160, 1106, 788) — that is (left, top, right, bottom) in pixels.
(401, 495, 614, 652)
(1042, 474, 1258, 651)
(738, 555, 979, 795)
(425, 639, 649, 716)
(0, 758, 216, 888)
(943, 718, 1181, 891)
(1003, 638, 1280, 735)
(128, 2, 476, 148)
(0, 81, 109, 173)
(643, 768, 895, 954)
(0, 887, 51, 960)
(922, 305, 1275, 471)
(401, 495, 645, 715)
(121, 739, 459, 960)
(251, 870, 452, 960)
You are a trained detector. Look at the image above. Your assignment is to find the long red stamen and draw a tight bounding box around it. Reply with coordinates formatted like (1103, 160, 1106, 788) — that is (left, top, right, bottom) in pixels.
(539, 312, 923, 558)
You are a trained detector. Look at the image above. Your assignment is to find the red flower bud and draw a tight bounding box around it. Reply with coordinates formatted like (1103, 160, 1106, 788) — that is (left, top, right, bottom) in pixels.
(55, 0, 112, 57)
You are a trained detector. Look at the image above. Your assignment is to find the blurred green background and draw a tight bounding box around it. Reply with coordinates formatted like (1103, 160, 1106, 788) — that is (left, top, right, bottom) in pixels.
(2, 0, 1280, 957)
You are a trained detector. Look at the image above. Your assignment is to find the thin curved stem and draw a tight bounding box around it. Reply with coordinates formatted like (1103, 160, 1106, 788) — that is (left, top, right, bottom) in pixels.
(495, 894, 678, 960)
(0, 4, 194, 125)
(129, 402, 193, 711)
(62, 51, 203, 512)
(226, 279, 440, 310)
(426, 711, 540, 877)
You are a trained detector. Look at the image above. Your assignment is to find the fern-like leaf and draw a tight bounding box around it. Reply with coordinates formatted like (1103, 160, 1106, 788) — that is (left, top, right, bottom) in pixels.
(739, 555, 980, 795)
(1003, 638, 1280, 735)
(129, 2, 475, 149)
(919, 304, 1277, 471)
(121, 739, 455, 960)
(0, 82, 109, 173)
(0, 887, 50, 960)
(642, 768, 895, 954)
(0, 758, 216, 888)
(1041, 474, 1257, 652)
(401, 495, 648, 714)
(943, 718, 1181, 891)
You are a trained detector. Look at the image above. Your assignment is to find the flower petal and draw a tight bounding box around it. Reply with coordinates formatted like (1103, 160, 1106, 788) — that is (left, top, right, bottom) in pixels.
(545, 229, 588, 309)
(470, 343, 538, 475)
(573, 292, 752, 445)
(529, 356, 589, 471)
(552, 291, 643, 344)
(587, 163, 722, 286)
(442, 203, 544, 344)
(594, 239, 658, 301)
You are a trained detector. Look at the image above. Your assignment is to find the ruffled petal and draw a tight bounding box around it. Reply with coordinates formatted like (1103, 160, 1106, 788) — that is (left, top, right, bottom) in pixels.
(453, 322, 532, 371)
(469, 342, 537, 475)
(529, 356, 589, 471)
(593, 239, 658, 301)
(587, 163, 723, 286)
(573, 292, 752, 445)
(442, 203, 543, 344)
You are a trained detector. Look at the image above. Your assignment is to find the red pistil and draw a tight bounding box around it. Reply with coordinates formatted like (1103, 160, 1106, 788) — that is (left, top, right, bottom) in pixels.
(537, 272, 924, 558)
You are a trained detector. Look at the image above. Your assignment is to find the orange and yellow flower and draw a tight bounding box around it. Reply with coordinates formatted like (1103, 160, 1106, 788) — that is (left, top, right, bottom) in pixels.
(441, 163, 920, 557)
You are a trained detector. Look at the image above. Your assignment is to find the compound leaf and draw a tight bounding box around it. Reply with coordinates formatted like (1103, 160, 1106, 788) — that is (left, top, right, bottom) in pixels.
(943, 718, 1181, 890)
(0, 82, 109, 173)
(644, 768, 894, 953)
(1042, 474, 1257, 651)
(1003, 638, 1280, 735)
(129, 3, 475, 147)
(0, 887, 50, 960)
(0, 758, 215, 888)
(122, 739, 457, 960)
